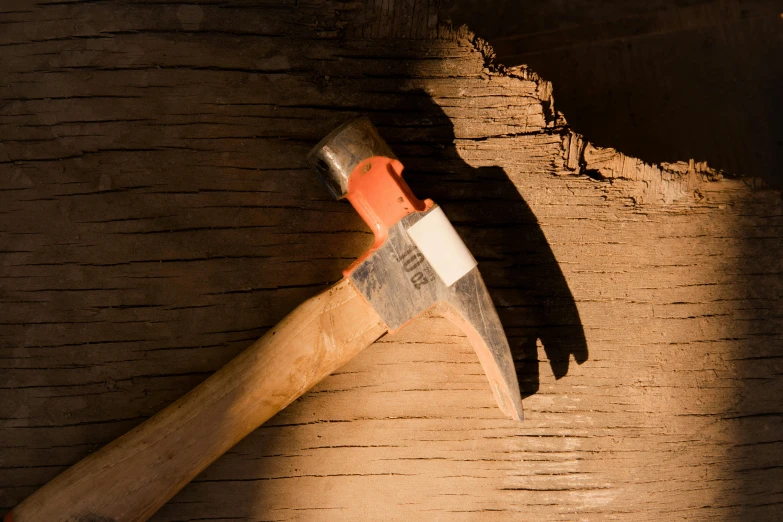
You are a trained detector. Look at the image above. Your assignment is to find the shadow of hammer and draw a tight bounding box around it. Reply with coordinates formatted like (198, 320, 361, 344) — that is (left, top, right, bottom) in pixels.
(5, 117, 523, 522)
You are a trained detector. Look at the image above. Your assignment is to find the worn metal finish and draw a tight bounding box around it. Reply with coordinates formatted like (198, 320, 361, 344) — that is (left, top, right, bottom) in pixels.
(349, 205, 524, 420)
(441, 267, 524, 420)
(306, 117, 396, 200)
(349, 206, 440, 332)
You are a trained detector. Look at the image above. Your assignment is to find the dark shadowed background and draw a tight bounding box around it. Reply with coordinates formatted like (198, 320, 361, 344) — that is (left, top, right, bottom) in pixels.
(442, 0, 783, 187)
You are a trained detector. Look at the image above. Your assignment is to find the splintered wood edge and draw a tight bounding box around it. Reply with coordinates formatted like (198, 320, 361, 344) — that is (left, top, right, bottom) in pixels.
(449, 24, 771, 206)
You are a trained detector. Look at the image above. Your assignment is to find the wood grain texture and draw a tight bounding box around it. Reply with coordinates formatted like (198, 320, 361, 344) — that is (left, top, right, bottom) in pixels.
(1, 1, 781, 521)
(9, 278, 385, 522)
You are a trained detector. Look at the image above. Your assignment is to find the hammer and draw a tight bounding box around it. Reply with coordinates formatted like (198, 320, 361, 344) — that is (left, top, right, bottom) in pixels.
(4, 117, 523, 522)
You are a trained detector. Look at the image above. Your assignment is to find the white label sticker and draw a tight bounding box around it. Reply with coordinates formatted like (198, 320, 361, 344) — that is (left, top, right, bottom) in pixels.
(406, 206, 477, 287)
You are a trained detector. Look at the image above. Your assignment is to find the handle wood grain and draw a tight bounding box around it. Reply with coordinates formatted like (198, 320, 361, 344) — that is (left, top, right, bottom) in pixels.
(7, 278, 386, 522)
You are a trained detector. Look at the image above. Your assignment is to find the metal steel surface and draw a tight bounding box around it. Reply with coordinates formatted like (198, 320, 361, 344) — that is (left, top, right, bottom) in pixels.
(349, 205, 523, 419)
(306, 117, 396, 200)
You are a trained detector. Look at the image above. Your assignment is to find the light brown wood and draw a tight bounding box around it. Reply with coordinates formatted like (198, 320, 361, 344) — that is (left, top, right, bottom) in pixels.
(1, 1, 781, 521)
(8, 278, 386, 522)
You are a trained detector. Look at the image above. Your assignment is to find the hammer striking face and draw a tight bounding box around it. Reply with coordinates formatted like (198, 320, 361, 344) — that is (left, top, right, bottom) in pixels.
(5, 117, 523, 522)
(309, 117, 523, 421)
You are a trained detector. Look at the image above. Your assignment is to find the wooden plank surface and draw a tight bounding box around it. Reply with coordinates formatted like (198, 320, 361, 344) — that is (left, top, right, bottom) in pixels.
(1, 1, 781, 520)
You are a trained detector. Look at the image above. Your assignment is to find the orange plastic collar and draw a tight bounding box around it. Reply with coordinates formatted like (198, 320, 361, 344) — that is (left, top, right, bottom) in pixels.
(343, 156, 431, 275)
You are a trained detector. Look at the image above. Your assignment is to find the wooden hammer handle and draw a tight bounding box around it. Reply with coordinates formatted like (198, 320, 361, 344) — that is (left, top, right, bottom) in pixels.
(7, 278, 386, 522)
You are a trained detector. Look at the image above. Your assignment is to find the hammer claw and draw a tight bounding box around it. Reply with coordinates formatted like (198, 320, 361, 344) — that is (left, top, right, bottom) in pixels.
(439, 268, 523, 421)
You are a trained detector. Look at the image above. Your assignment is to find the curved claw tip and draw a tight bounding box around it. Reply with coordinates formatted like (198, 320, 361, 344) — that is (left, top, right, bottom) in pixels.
(439, 267, 524, 422)
(493, 380, 524, 422)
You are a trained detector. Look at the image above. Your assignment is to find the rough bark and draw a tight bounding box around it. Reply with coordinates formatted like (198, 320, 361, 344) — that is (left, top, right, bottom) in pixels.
(1, 1, 781, 521)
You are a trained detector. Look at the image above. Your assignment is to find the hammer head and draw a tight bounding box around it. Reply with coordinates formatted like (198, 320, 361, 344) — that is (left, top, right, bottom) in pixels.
(308, 117, 523, 421)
